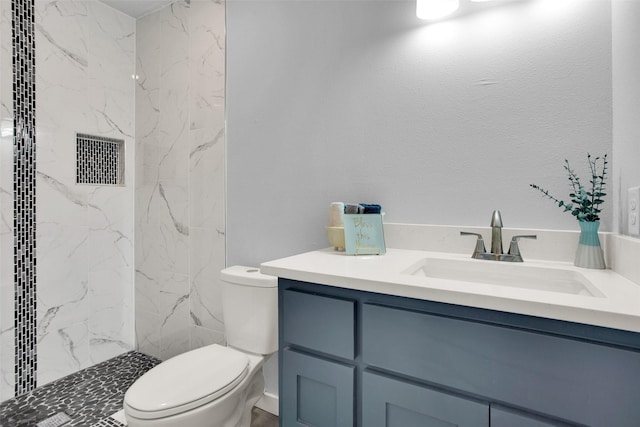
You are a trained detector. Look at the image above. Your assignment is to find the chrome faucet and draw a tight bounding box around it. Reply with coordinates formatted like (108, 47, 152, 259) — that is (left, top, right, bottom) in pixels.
(490, 210, 503, 255)
(460, 210, 536, 262)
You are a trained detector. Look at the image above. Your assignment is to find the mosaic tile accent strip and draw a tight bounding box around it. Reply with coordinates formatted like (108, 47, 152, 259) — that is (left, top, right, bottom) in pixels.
(0, 351, 160, 427)
(76, 133, 124, 185)
(12, 0, 38, 396)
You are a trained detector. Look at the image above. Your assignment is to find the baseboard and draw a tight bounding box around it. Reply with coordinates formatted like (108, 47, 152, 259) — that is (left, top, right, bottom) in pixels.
(255, 392, 279, 416)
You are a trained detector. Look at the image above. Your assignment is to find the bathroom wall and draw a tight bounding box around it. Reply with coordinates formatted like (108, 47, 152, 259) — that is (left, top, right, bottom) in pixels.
(0, 0, 226, 401)
(0, 0, 136, 400)
(226, 0, 617, 400)
(226, 0, 613, 269)
(134, 0, 226, 360)
(612, 0, 640, 235)
(34, 0, 136, 386)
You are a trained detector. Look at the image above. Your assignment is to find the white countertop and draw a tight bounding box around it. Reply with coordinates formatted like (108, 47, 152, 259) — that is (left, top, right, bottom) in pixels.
(261, 248, 640, 333)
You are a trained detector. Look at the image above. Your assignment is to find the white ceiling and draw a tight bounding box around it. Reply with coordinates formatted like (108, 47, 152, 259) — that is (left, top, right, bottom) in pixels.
(100, 0, 175, 18)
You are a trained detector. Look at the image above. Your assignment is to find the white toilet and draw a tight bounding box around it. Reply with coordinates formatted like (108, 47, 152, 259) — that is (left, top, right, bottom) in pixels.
(123, 266, 278, 427)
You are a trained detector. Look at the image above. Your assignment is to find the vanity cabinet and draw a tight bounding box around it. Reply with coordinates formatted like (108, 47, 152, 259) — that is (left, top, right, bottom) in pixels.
(279, 279, 640, 427)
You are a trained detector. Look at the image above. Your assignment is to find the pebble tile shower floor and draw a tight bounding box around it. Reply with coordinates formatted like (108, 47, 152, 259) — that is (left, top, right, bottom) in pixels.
(0, 351, 280, 427)
(0, 352, 160, 426)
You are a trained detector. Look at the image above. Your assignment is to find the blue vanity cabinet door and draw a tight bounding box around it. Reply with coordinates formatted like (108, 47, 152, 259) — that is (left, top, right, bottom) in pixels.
(362, 371, 489, 427)
(490, 406, 571, 427)
(282, 289, 355, 359)
(281, 349, 355, 427)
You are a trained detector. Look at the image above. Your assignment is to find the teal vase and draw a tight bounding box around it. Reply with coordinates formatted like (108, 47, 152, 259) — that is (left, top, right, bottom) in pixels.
(574, 221, 606, 269)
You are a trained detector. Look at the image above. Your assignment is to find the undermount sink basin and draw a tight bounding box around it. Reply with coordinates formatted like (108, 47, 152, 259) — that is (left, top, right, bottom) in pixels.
(403, 257, 604, 297)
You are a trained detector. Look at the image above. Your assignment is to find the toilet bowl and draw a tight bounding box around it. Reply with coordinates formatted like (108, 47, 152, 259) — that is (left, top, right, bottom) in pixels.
(124, 345, 265, 427)
(124, 266, 278, 427)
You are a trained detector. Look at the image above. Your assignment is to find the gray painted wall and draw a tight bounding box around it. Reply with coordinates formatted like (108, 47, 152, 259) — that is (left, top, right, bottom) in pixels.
(226, 0, 613, 268)
(613, 1, 640, 235)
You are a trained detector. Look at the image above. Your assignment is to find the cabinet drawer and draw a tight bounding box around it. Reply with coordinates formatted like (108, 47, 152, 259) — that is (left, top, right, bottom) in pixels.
(363, 371, 488, 427)
(362, 303, 640, 426)
(281, 349, 355, 427)
(491, 406, 572, 427)
(282, 289, 355, 359)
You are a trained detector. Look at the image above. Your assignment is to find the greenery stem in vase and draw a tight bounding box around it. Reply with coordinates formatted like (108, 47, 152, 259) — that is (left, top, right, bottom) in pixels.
(530, 153, 607, 269)
(530, 153, 607, 222)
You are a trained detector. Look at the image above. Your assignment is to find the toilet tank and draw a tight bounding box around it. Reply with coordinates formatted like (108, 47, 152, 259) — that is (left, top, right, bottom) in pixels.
(220, 266, 278, 355)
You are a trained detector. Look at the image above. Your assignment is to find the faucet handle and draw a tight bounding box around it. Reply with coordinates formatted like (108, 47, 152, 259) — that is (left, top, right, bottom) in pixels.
(460, 232, 486, 258)
(507, 235, 537, 259)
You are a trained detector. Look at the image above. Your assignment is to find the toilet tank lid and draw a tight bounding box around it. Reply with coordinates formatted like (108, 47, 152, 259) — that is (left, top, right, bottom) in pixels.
(220, 265, 277, 288)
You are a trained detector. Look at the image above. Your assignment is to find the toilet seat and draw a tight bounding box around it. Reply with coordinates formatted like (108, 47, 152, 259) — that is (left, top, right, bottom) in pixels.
(124, 344, 250, 420)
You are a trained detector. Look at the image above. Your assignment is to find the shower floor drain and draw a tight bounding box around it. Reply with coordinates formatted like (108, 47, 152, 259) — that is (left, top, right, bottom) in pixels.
(36, 412, 72, 427)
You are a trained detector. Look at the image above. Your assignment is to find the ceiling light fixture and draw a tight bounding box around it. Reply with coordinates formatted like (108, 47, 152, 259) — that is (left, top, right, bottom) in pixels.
(416, 0, 460, 20)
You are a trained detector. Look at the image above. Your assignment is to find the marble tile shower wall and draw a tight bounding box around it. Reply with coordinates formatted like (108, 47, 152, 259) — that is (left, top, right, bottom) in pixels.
(0, 0, 136, 401)
(1, 0, 15, 401)
(135, 0, 226, 360)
